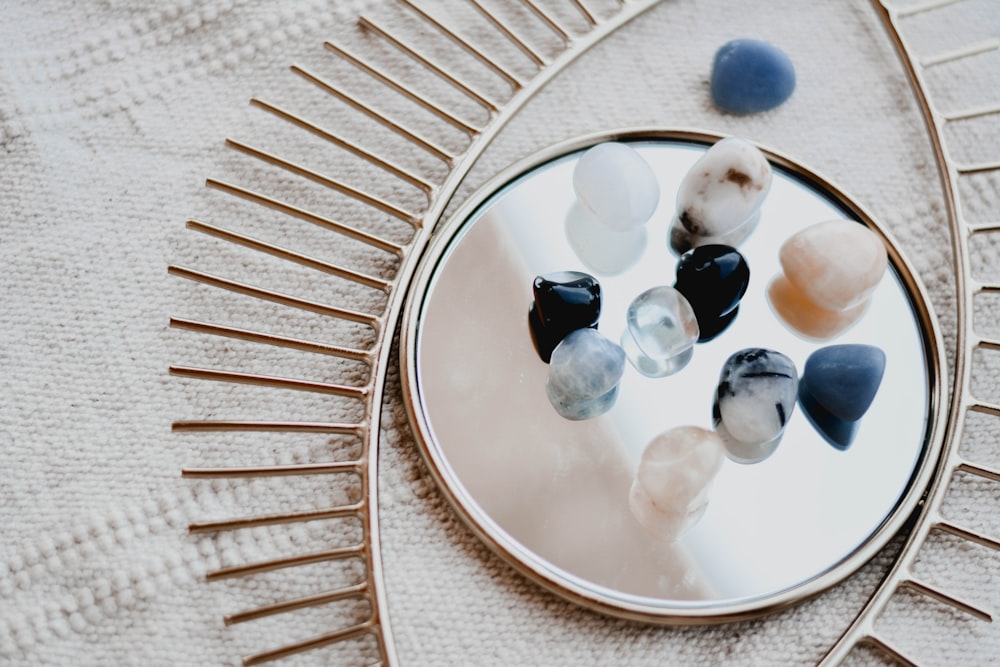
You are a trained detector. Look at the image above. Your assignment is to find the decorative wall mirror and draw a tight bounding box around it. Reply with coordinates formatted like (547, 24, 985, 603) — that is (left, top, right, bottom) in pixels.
(170, 1, 999, 665)
(401, 129, 945, 622)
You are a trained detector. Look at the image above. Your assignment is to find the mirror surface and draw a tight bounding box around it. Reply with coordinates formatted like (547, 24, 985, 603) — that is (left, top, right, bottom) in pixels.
(405, 132, 938, 619)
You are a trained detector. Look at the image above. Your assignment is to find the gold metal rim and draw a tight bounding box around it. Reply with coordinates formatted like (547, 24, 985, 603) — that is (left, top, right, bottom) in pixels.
(400, 126, 948, 625)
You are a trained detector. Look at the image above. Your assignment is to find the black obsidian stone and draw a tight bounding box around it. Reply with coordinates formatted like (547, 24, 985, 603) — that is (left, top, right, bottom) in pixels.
(529, 271, 601, 363)
(674, 244, 749, 341)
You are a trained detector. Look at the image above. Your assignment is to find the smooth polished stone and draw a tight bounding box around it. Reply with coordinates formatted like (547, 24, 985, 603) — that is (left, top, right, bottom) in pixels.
(695, 305, 740, 342)
(621, 286, 699, 377)
(676, 137, 772, 237)
(710, 39, 796, 114)
(529, 303, 596, 364)
(565, 201, 647, 276)
(547, 382, 620, 421)
(675, 244, 749, 340)
(798, 384, 860, 451)
(529, 271, 601, 362)
(573, 142, 660, 232)
(780, 219, 888, 312)
(801, 344, 886, 422)
(546, 328, 625, 420)
(629, 426, 725, 541)
(767, 274, 869, 341)
(713, 348, 798, 461)
(532, 271, 601, 328)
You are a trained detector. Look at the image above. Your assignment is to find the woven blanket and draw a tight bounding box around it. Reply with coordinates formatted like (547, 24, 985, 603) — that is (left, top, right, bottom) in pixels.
(1, 0, 998, 664)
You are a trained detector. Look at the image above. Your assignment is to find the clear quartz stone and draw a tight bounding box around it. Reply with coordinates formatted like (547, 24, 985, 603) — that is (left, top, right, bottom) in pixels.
(621, 286, 699, 377)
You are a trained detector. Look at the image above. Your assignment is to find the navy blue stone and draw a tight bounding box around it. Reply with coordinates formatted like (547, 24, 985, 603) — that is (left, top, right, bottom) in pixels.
(801, 344, 886, 422)
(710, 39, 796, 114)
(798, 382, 859, 450)
(529, 271, 601, 363)
(674, 244, 749, 341)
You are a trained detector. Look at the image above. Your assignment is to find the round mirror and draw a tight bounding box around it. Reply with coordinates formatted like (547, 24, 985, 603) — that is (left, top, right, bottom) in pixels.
(401, 129, 944, 623)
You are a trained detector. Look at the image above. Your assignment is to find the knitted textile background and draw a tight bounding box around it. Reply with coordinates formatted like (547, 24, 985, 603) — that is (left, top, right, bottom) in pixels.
(1, 0, 998, 664)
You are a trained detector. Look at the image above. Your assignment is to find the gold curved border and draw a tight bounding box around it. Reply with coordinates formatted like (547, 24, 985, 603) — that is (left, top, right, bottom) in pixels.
(820, 2, 999, 663)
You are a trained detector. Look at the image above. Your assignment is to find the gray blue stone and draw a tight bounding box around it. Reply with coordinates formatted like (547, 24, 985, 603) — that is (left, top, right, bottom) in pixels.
(546, 328, 626, 420)
(798, 385, 859, 451)
(710, 39, 796, 114)
(546, 383, 620, 421)
(713, 348, 798, 463)
(801, 344, 886, 422)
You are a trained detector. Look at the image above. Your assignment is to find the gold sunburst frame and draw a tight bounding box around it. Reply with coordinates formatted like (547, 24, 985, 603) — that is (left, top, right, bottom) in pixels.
(169, 0, 999, 664)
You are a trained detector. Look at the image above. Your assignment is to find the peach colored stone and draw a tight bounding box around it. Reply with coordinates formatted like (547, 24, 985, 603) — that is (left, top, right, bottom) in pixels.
(767, 274, 869, 340)
(780, 220, 887, 311)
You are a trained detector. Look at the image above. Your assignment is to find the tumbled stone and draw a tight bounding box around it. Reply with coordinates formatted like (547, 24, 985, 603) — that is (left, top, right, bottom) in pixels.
(573, 142, 660, 232)
(713, 348, 798, 463)
(674, 244, 749, 340)
(800, 344, 887, 446)
(546, 328, 625, 420)
(621, 286, 699, 377)
(710, 39, 796, 114)
(629, 426, 725, 541)
(547, 382, 620, 421)
(797, 388, 859, 450)
(767, 274, 869, 341)
(676, 137, 772, 237)
(694, 305, 740, 342)
(529, 271, 601, 362)
(780, 219, 888, 312)
(801, 344, 886, 422)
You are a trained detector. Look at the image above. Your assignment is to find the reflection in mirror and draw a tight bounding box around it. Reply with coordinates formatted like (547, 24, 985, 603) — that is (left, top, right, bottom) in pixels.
(403, 131, 940, 621)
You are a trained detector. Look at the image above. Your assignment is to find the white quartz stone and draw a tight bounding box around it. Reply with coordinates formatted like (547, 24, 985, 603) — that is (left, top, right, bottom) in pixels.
(676, 137, 772, 237)
(629, 426, 725, 541)
(573, 142, 660, 232)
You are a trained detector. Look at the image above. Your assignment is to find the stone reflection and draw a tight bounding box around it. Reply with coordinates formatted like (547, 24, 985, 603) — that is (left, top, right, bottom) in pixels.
(668, 211, 760, 255)
(565, 200, 647, 275)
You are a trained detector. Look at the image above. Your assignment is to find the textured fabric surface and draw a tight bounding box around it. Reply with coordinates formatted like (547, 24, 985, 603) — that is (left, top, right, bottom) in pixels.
(1, 0, 998, 665)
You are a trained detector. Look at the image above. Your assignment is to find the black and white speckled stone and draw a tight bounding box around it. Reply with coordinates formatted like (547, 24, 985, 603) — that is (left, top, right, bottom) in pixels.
(676, 137, 772, 238)
(713, 348, 798, 463)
